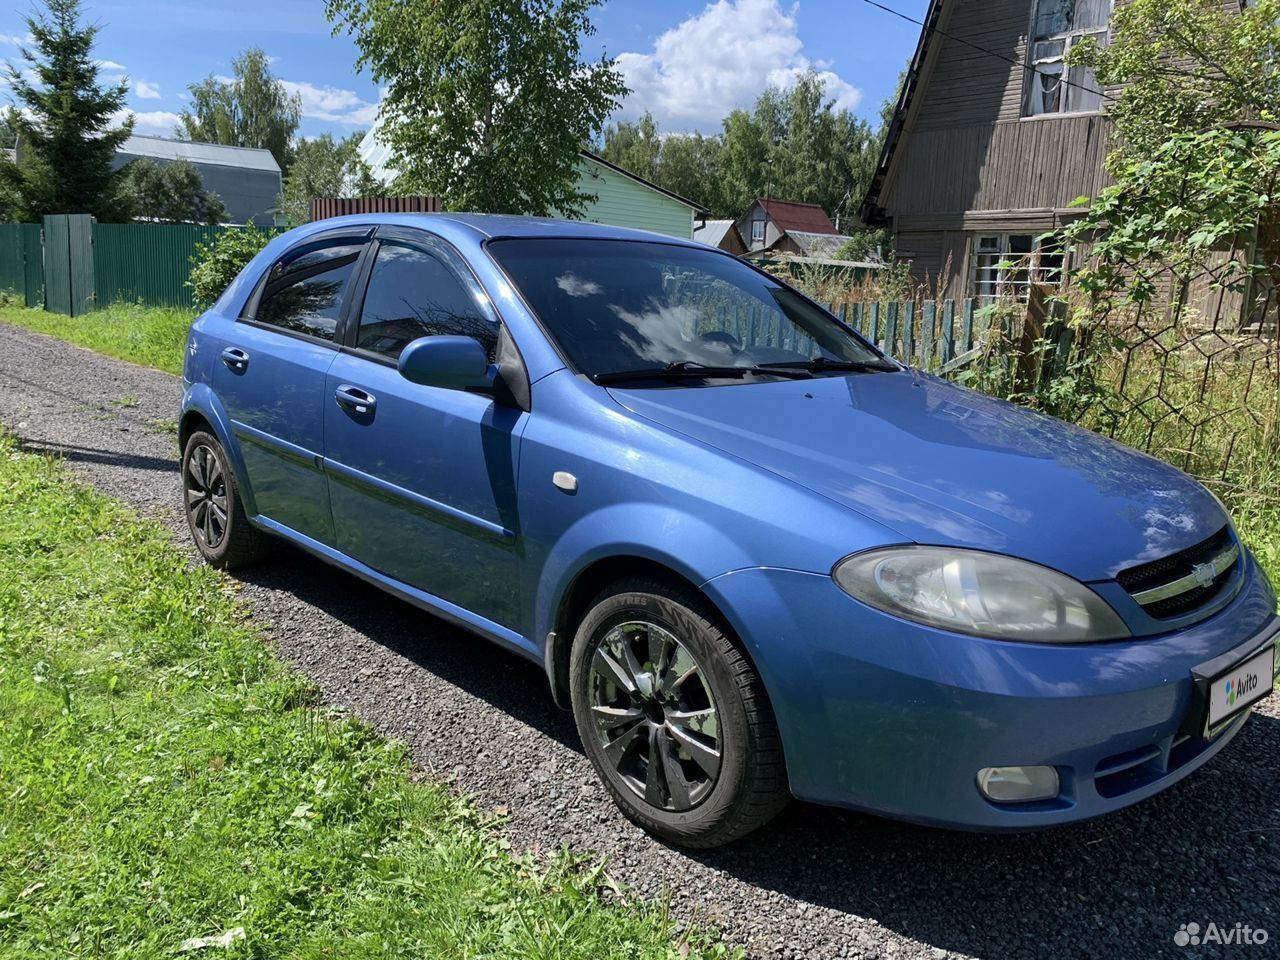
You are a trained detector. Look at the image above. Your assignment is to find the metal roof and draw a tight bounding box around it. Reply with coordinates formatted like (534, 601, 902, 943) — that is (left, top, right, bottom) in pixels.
(117, 135, 281, 173)
(693, 219, 736, 247)
(756, 199, 840, 235)
(784, 230, 853, 259)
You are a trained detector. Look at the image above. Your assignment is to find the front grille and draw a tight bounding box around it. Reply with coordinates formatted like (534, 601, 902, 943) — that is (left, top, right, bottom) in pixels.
(1116, 526, 1238, 620)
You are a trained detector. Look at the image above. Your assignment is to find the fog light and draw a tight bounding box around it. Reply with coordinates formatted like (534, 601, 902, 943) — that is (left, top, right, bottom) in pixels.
(976, 765, 1059, 803)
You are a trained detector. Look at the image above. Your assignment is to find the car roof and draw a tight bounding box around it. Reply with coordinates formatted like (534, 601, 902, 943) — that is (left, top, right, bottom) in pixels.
(293, 212, 703, 247)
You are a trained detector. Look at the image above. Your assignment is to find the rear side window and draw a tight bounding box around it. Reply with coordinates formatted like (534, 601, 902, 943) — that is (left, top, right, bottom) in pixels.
(356, 241, 499, 360)
(254, 241, 364, 342)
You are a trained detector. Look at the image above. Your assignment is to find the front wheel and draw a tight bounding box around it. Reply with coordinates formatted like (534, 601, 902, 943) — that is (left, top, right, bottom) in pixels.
(569, 578, 789, 847)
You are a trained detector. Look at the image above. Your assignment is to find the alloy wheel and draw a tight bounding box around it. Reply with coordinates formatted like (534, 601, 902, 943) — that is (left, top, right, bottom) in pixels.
(588, 620, 722, 811)
(185, 443, 229, 549)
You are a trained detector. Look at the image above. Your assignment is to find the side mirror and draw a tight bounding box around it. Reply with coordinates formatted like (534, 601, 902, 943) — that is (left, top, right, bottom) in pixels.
(398, 335, 495, 392)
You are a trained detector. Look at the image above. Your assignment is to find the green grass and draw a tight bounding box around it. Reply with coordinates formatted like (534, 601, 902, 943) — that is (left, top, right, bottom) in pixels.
(0, 302, 193, 375)
(0, 432, 732, 960)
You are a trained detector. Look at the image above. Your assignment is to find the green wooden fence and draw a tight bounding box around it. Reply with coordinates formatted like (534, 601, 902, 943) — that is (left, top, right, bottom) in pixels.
(0, 219, 240, 314)
(94, 223, 234, 308)
(0, 223, 45, 307)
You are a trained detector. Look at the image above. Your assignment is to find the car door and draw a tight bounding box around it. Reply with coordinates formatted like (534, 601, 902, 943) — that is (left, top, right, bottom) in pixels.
(210, 231, 369, 545)
(323, 227, 527, 629)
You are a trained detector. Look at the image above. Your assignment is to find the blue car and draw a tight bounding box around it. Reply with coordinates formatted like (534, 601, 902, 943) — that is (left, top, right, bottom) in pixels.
(180, 214, 1278, 847)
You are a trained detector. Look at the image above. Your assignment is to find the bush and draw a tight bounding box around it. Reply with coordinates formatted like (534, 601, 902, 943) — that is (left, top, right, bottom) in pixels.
(187, 226, 275, 307)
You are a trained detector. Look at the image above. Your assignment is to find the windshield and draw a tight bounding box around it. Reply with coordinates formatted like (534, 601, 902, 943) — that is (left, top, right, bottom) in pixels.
(487, 238, 889, 383)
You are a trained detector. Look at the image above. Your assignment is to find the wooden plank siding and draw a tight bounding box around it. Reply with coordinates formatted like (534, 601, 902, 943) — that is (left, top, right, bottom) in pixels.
(876, 0, 1118, 296)
(877, 0, 1251, 304)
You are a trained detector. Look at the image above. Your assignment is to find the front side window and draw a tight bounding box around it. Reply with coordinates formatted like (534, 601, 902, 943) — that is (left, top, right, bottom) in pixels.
(355, 241, 499, 360)
(971, 233, 1064, 303)
(488, 238, 885, 383)
(1024, 0, 1110, 116)
(254, 241, 363, 342)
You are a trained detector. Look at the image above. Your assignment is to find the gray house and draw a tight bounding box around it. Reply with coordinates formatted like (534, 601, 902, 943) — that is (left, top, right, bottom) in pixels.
(112, 136, 281, 226)
(735, 199, 843, 256)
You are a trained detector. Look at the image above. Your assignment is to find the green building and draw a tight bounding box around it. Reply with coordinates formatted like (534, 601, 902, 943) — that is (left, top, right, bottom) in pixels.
(572, 151, 703, 238)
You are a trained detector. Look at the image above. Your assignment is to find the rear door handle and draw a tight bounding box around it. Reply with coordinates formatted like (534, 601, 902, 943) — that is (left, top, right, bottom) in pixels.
(221, 347, 250, 371)
(334, 384, 377, 415)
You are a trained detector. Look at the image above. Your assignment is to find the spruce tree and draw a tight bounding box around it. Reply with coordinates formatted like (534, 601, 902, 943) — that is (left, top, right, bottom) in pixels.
(0, 0, 133, 221)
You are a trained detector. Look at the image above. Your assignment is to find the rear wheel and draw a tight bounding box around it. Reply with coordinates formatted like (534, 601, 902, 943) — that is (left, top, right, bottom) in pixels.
(569, 578, 789, 847)
(181, 430, 267, 569)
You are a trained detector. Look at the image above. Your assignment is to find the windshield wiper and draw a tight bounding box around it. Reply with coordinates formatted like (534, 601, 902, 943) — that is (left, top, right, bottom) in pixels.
(759, 356, 900, 373)
(592, 360, 814, 386)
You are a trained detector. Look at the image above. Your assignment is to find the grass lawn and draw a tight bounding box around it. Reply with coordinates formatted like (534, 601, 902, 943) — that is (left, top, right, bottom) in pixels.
(0, 302, 193, 375)
(0, 432, 730, 959)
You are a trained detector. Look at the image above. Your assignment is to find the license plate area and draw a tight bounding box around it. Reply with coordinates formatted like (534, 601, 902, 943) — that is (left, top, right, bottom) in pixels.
(1199, 642, 1277, 737)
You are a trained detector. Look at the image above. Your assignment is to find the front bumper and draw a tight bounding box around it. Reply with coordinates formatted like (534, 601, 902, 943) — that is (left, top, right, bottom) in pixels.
(703, 554, 1279, 830)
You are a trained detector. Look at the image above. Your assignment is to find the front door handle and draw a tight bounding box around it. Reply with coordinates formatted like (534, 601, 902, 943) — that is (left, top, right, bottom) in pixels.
(334, 384, 377, 415)
(221, 347, 250, 371)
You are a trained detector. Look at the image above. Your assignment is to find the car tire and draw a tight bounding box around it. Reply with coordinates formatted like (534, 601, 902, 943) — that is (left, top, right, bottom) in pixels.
(181, 430, 267, 570)
(569, 577, 789, 847)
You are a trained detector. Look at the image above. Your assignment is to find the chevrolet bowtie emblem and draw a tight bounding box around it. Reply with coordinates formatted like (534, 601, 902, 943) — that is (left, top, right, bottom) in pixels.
(1191, 561, 1217, 589)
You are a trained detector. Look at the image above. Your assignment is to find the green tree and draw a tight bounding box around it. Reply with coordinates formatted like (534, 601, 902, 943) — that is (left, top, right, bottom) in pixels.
(326, 0, 626, 215)
(118, 159, 227, 224)
(600, 111, 661, 181)
(655, 132, 723, 214)
(0, 0, 132, 222)
(179, 48, 301, 174)
(1062, 129, 1280, 316)
(717, 72, 878, 222)
(1069, 0, 1280, 160)
(278, 132, 383, 226)
(598, 114, 723, 214)
(0, 107, 19, 150)
(188, 225, 275, 307)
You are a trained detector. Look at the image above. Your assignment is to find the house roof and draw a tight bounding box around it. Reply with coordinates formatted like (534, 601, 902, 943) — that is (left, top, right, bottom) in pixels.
(117, 135, 281, 173)
(782, 231, 852, 259)
(756, 199, 839, 235)
(693, 219, 737, 247)
(858, 0, 945, 225)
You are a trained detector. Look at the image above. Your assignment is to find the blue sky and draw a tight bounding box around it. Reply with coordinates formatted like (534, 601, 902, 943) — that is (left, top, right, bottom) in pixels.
(1, 0, 925, 139)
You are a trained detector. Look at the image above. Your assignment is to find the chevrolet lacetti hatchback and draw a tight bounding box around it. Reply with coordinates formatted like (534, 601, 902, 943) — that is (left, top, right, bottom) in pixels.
(180, 214, 1279, 847)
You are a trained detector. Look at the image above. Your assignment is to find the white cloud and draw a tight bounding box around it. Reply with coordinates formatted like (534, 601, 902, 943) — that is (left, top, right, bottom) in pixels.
(614, 0, 862, 132)
(134, 80, 161, 100)
(0, 32, 33, 46)
(96, 59, 127, 71)
(281, 79, 379, 126)
(113, 109, 182, 137)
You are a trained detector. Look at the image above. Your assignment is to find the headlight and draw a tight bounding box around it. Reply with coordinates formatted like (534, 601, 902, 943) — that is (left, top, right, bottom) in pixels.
(833, 546, 1130, 642)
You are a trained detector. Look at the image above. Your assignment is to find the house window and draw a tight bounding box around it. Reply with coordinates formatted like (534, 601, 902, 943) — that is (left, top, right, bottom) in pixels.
(970, 234, 1064, 303)
(1023, 0, 1110, 117)
(751, 218, 766, 244)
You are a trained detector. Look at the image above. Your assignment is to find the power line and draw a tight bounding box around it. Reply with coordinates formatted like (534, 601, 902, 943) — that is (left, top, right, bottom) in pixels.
(856, 0, 1117, 104)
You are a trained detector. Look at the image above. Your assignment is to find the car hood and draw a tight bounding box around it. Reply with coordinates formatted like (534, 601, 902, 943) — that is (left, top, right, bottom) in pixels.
(608, 371, 1227, 581)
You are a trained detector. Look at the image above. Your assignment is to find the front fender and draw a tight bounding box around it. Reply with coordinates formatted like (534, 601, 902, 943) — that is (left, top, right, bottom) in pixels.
(532, 501, 756, 651)
(180, 383, 257, 518)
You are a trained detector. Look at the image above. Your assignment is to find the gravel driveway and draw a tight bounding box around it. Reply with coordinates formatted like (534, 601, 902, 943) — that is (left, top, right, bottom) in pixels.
(2, 320, 1277, 960)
